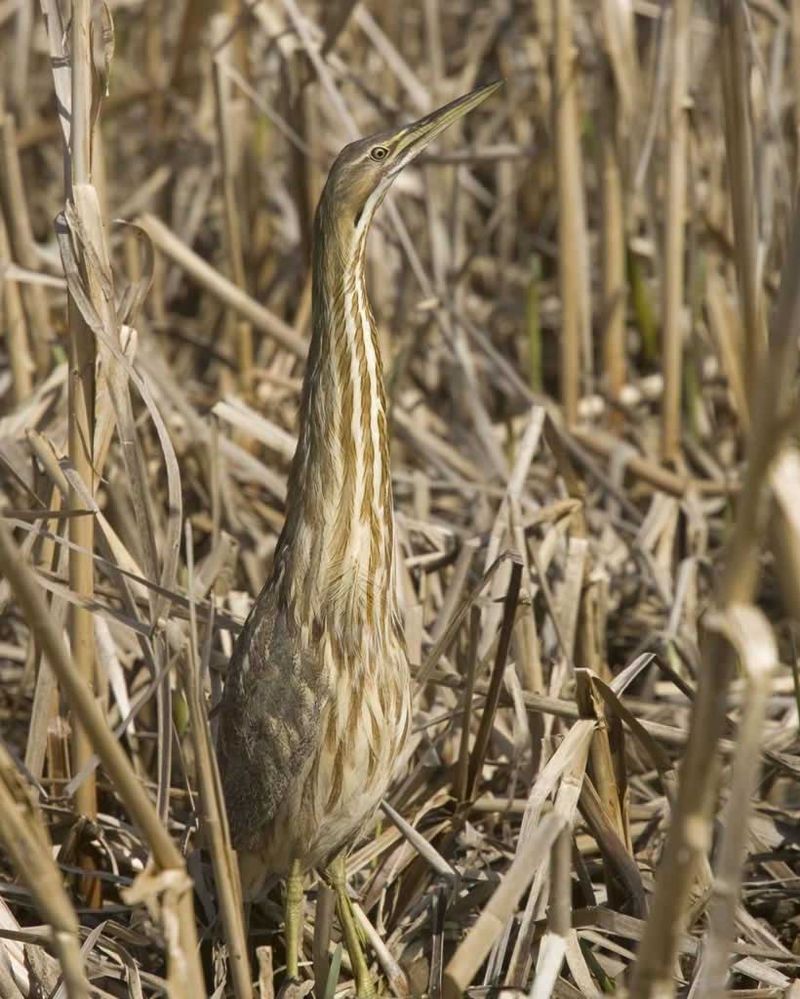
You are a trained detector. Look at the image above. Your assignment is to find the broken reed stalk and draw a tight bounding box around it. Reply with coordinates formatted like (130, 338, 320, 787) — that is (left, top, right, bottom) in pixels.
(526, 255, 543, 392)
(660, 0, 691, 463)
(0, 109, 50, 375)
(0, 217, 33, 402)
(770, 447, 800, 622)
(211, 13, 254, 397)
(720, 0, 765, 396)
(553, 0, 590, 426)
(454, 604, 480, 804)
(529, 825, 571, 999)
(67, 0, 98, 821)
(631, 200, 800, 997)
(0, 517, 206, 995)
(792, 1, 800, 183)
(182, 524, 252, 998)
(466, 557, 522, 797)
(600, 84, 626, 420)
(313, 885, 335, 996)
(575, 668, 633, 911)
(599, 0, 636, 419)
(0, 743, 90, 999)
(695, 606, 777, 997)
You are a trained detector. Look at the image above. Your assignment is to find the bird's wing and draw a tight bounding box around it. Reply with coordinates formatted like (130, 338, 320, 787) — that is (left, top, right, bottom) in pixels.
(217, 584, 326, 852)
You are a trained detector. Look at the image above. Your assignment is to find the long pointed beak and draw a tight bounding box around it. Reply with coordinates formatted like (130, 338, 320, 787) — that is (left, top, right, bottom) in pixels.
(390, 80, 503, 173)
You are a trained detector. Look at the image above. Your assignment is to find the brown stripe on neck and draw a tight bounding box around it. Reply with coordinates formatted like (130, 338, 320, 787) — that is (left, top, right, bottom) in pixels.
(277, 216, 395, 634)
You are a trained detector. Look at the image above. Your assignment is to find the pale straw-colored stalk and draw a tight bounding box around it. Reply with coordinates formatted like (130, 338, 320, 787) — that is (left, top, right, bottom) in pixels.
(661, 0, 691, 463)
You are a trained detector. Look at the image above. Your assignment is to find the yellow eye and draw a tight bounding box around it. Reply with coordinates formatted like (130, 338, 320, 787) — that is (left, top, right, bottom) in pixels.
(370, 146, 389, 161)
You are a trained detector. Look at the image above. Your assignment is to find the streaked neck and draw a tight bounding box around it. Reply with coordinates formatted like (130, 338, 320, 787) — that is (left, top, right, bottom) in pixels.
(275, 204, 395, 645)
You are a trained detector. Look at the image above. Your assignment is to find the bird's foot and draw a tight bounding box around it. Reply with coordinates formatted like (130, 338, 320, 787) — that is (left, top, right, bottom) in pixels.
(325, 855, 376, 999)
(355, 979, 377, 999)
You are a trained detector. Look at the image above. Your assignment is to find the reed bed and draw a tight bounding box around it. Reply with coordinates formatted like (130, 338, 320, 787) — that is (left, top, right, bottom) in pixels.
(1, 2, 800, 997)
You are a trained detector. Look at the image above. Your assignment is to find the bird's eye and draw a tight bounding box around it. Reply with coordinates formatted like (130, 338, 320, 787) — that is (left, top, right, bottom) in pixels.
(370, 146, 389, 161)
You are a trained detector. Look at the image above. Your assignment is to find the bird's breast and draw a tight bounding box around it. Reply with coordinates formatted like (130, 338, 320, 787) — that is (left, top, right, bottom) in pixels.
(302, 637, 411, 864)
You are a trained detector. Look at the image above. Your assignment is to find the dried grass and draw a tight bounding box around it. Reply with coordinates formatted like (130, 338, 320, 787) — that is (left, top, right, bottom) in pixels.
(2, 2, 800, 997)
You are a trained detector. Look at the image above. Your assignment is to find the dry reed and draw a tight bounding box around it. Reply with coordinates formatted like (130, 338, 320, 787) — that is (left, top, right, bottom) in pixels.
(2, 3, 800, 998)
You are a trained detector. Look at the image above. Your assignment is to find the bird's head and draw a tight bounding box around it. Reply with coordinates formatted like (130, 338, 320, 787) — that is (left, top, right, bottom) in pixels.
(317, 80, 503, 241)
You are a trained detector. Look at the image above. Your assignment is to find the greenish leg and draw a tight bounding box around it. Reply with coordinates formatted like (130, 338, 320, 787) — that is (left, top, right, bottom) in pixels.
(328, 854, 375, 999)
(285, 859, 304, 981)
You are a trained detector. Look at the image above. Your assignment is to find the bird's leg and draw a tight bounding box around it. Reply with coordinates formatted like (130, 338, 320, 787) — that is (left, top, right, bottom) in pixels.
(327, 854, 375, 999)
(284, 859, 304, 981)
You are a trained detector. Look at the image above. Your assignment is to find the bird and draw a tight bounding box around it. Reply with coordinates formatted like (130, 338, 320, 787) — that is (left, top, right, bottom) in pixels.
(217, 80, 502, 997)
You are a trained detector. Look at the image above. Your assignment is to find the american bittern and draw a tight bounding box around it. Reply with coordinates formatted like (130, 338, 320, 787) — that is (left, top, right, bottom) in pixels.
(218, 80, 501, 996)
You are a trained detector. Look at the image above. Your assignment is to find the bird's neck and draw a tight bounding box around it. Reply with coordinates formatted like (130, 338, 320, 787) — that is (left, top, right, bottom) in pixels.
(275, 218, 397, 645)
